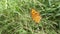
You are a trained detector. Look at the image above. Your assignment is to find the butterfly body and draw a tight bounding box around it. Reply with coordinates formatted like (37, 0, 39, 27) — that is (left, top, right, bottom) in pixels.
(31, 9, 41, 23)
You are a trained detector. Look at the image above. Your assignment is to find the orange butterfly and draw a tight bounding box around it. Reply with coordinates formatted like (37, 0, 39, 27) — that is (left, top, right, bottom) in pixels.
(31, 9, 41, 23)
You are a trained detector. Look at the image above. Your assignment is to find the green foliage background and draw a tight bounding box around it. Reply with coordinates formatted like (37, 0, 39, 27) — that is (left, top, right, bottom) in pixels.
(0, 0, 60, 34)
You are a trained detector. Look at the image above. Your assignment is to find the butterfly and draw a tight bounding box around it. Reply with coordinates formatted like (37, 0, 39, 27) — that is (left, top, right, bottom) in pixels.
(31, 9, 41, 24)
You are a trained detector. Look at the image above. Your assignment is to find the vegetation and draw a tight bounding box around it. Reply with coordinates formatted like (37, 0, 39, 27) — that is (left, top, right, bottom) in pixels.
(0, 0, 60, 34)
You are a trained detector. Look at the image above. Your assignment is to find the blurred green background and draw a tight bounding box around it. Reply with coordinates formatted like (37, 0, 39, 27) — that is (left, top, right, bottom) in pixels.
(0, 0, 60, 34)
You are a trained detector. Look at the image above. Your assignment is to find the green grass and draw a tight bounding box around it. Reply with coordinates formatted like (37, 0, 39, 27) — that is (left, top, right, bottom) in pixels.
(0, 0, 60, 34)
